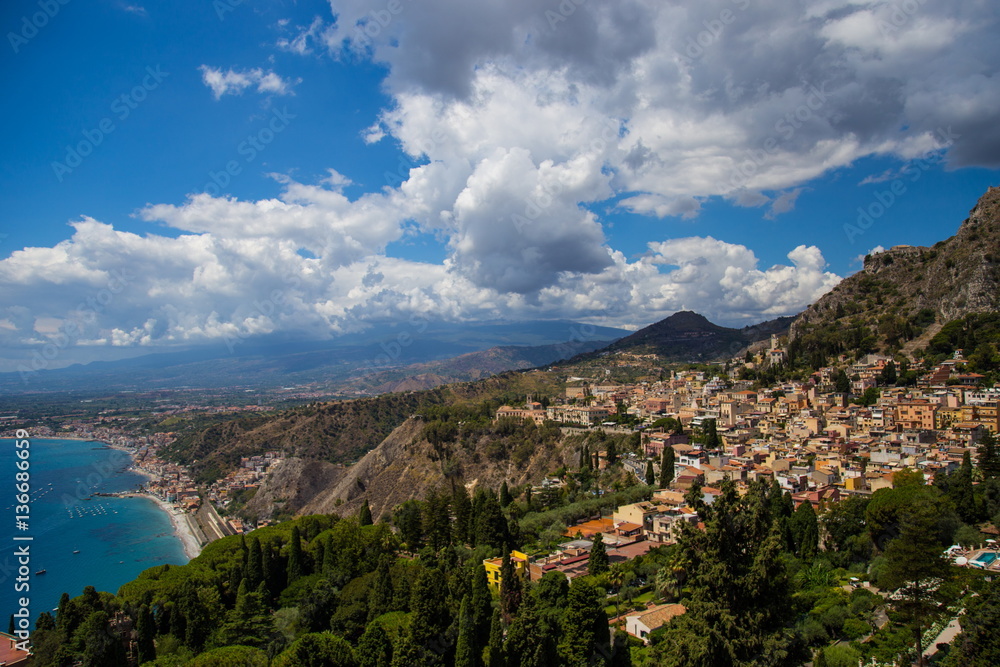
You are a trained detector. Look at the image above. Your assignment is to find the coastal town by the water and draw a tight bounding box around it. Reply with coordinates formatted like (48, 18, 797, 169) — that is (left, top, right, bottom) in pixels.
(3, 335, 998, 650)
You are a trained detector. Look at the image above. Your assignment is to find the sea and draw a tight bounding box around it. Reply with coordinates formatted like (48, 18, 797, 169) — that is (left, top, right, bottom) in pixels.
(1, 437, 189, 626)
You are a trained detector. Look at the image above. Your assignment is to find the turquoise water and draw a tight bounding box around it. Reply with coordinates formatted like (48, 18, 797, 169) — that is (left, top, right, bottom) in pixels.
(1, 438, 188, 624)
(974, 552, 997, 565)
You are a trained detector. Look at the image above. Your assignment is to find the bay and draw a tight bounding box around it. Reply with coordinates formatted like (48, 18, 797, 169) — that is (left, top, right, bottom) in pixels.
(1, 437, 188, 625)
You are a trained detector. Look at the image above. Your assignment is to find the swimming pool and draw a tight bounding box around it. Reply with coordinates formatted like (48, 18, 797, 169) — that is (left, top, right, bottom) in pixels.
(972, 552, 997, 566)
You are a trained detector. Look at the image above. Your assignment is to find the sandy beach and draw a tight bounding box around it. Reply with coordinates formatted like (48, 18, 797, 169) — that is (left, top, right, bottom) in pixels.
(37, 436, 204, 560)
(147, 495, 203, 560)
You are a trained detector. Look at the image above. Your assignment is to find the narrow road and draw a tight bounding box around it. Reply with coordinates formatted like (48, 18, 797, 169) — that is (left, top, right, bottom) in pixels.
(922, 617, 961, 658)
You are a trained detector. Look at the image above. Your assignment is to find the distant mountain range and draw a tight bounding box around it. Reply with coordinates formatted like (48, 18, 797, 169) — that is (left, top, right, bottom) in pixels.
(0, 319, 627, 395)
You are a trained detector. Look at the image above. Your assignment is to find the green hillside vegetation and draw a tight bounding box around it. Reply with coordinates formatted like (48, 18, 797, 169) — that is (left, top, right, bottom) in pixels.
(763, 310, 1000, 388)
(157, 371, 563, 483)
(787, 187, 1000, 373)
(28, 441, 1000, 667)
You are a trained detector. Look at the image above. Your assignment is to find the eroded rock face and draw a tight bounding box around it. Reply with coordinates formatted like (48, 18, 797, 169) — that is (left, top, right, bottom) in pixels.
(792, 187, 1000, 347)
(243, 457, 346, 520)
(294, 416, 576, 522)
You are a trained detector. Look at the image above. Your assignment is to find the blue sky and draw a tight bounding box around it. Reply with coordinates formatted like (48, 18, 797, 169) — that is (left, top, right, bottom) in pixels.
(1, 0, 998, 371)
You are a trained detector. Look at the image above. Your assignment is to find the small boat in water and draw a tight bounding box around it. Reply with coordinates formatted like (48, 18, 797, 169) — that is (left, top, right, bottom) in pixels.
(35, 569, 46, 575)
(73, 550, 80, 554)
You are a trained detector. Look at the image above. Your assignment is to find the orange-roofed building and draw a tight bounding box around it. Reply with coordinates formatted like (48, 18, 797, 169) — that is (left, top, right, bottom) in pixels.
(625, 603, 687, 643)
(0, 632, 29, 665)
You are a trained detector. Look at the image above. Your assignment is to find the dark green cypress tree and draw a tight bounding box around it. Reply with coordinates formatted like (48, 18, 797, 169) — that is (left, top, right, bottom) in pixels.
(660, 445, 675, 488)
(359, 499, 374, 526)
(978, 429, 1000, 478)
(499, 552, 522, 624)
(645, 459, 655, 486)
(703, 419, 720, 449)
(261, 540, 276, 600)
(610, 627, 633, 667)
(287, 526, 304, 584)
(135, 604, 156, 664)
(588, 532, 609, 576)
(246, 536, 263, 589)
(504, 594, 553, 667)
(215, 579, 275, 649)
(558, 578, 609, 666)
(949, 450, 979, 523)
(423, 489, 452, 551)
(791, 500, 819, 559)
(168, 599, 185, 639)
(482, 609, 505, 667)
(409, 567, 449, 649)
(55, 592, 71, 632)
(499, 481, 512, 508)
(454, 595, 476, 667)
(391, 627, 422, 667)
(469, 564, 493, 650)
(474, 491, 508, 550)
(606, 439, 618, 466)
(357, 620, 393, 667)
(314, 535, 326, 573)
(834, 369, 851, 394)
(323, 534, 337, 575)
(368, 558, 394, 622)
(768, 479, 788, 519)
(393, 500, 425, 550)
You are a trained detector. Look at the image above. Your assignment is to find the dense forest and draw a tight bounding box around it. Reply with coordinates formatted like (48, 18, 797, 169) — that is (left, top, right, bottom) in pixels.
(27, 430, 1000, 666)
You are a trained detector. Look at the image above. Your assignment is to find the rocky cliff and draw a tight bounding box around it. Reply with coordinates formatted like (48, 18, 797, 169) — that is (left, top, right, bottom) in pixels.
(791, 186, 1000, 356)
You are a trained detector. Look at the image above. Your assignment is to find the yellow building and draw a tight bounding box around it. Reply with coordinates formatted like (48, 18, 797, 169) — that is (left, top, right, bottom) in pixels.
(936, 406, 963, 431)
(483, 550, 529, 588)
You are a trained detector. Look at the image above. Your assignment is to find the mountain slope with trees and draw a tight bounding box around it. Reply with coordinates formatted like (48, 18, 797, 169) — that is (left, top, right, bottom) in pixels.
(790, 186, 1000, 366)
(572, 311, 793, 363)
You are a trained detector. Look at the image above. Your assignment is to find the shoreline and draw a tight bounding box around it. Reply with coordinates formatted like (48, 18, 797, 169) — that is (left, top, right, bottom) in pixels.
(20, 435, 204, 560)
(141, 495, 203, 560)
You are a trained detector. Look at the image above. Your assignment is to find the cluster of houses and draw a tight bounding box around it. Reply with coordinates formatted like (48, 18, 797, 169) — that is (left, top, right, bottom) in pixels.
(134, 449, 204, 512)
(205, 451, 285, 513)
(489, 343, 1000, 642)
(482, 497, 701, 643)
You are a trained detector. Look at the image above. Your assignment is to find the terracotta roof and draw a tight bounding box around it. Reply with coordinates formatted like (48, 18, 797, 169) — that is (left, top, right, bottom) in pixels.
(629, 603, 687, 630)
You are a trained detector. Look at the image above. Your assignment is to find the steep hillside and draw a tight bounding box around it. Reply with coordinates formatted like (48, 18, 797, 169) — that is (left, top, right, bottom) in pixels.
(246, 415, 580, 522)
(574, 311, 793, 362)
(159, 370, 564, 481)
(790, 186, 1000, 363)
